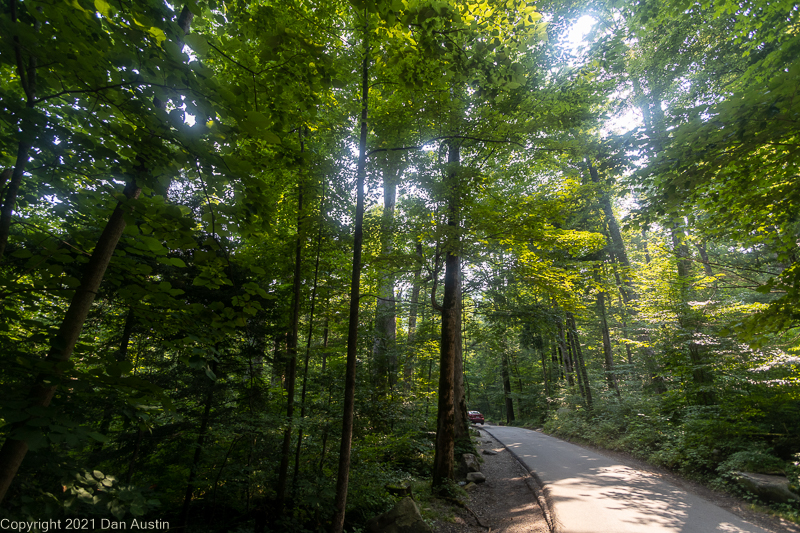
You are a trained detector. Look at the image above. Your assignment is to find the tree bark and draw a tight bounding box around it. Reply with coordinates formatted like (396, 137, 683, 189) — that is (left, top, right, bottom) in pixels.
(0, 180, 141, 503)
(596, 289, 619, 396)
(178, 360, 217, 529)
(331, 18, 369, 533)
(0, 0, 38, 263)
(293, 190, 324, 495)
(567, 313, 593, 410)
(277, 138, 306, 511)
(695, 242, 713, 277)
(501, 351, 515, 424)
(453, 267, 469, 444)
(94, 308, 137, 455)
(432, 140, 461, 491)
(556, 318, 574, 387)
(373, 153, 401, 391)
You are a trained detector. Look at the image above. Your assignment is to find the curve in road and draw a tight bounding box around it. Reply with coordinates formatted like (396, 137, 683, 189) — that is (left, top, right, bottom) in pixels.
(484, 425, 774, 533)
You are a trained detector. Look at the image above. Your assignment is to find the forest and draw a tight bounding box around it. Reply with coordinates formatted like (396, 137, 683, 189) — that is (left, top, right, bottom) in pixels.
(0, 0, 798, 531)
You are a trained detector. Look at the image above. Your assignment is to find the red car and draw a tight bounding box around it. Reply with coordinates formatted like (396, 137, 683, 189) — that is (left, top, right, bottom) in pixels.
(468, 410, 484, 425)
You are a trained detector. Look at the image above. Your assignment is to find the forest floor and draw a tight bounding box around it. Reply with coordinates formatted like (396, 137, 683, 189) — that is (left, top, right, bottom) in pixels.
(432, 427, 550, 533)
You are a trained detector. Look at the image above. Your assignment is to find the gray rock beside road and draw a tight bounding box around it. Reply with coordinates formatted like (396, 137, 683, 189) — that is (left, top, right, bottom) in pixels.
(466, 472, 486, 483)
(733, 472, 800, 504)
(366, 496, 432, 533)
(462, 453, 481, 473)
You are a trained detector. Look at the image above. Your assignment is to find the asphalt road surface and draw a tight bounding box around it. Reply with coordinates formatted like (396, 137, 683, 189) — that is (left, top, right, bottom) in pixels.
(483, 425, 773, 533)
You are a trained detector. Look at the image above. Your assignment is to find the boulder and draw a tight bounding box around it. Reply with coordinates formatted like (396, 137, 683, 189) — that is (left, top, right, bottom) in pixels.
(462, 453, 481, 473)
(732, 472, 800, 504)
(466, 472, 486, 483)
(464, 482, 478, 492)
(482, 449, 498, 456)
(366, 497, 433, 533)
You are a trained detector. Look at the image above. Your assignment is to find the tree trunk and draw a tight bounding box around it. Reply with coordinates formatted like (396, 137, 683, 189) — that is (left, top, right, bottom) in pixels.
(541, 339, 550, 396)
(567, 328, 586, 401)
(556, 318, 574, 387)
(0, 0, 37, 264)
(453, 268, 469, 444)
(500, 351, 515, 424)
(125, 428, 144, 484)
(373, 153, 401, 391)
(277, 139, 306, 511)
(695, 242, 713, 277)
(567, 313, 593, 410)
(404, 243, 424, 390)
(0, 180, 141, 503)
(331, 19, 369, 533)
(178, 360, 217, 529)
(94, 308, 137, 455)
(293, 194, 324, 495)
(432, 140, 461, 491)
(596, 290, 619, 396)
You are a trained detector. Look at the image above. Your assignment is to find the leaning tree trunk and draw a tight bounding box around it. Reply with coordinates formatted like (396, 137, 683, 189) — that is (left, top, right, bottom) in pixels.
(432, 140, 461, 491)
(0, 180, 141, 502)
(331, 18, 369, 533)
(0, 6, 194, 502)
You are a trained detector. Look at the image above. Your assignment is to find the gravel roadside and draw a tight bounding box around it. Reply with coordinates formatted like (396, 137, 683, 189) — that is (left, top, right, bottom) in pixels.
(434, 427, 550, 533)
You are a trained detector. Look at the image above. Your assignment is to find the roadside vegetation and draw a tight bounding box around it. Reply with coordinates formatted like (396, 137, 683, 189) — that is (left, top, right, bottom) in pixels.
(1, 0, 798, 531)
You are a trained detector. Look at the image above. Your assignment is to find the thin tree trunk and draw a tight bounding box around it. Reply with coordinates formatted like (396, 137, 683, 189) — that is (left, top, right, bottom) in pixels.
(596, 290, 619, 396)
(540, 336, 550, 396)
(404, 243, 423, 390)
(178, 360, 217, 528)
(501, 351, 515, 424)
(0, 0, 38, 263)
(695, 242, 713, 277)
(293, 189, 325, 495)
(567, 328, 586, 400)
(94, 308, 137, 455)
(277, 140, 306, 511)
(331, 18, 369, 533)
(556, 318, 574, 387)
(642, 228, 652, 264)
(567, 313, 593, 409)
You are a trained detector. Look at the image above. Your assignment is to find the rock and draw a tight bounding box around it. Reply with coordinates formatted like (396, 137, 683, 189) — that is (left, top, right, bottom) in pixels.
(464, 482, 478, 492)
(385, 483, 412, 498)
(462, 453, 481, 473)
(366, 496, 433, 533)
(466, 472, 486, 483)
(732, 472, 800, 504)
(482, 449, 498, 456)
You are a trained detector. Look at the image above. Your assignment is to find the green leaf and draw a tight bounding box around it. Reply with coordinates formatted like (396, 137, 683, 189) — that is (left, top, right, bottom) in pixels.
(184, 33, 209, 56)
(94, 0, 111, 17)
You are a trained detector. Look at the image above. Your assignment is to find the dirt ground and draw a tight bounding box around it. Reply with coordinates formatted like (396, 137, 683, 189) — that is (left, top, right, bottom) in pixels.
(433, 428, 550, 533)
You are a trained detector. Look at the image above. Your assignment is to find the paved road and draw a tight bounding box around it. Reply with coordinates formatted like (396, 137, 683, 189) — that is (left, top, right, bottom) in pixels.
(483, 425, 773, 533)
